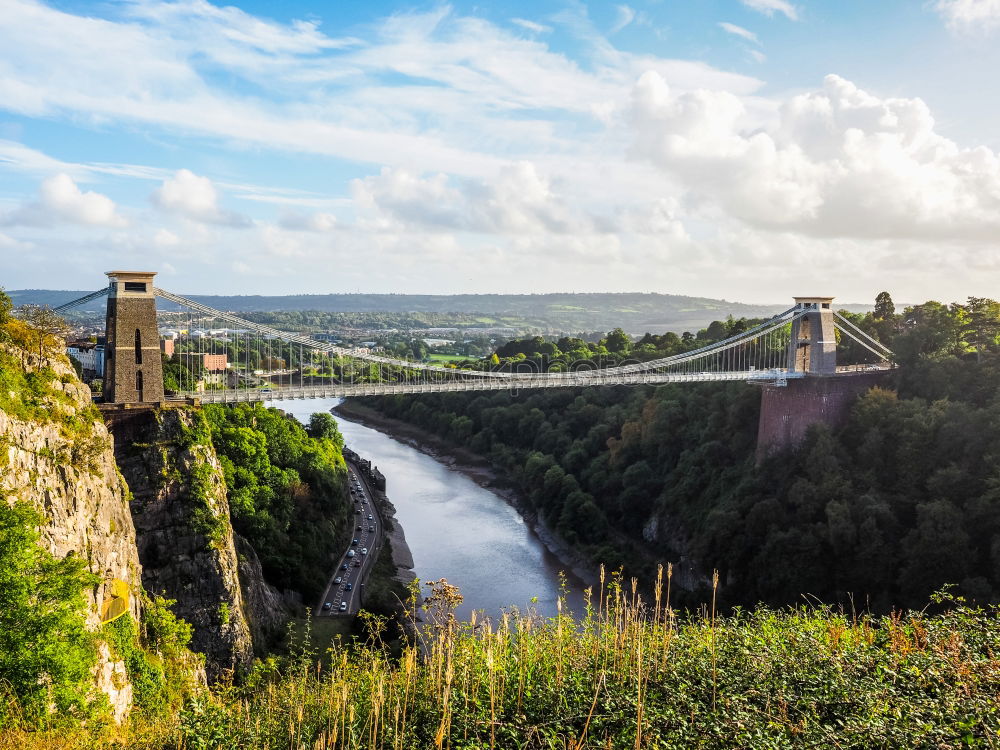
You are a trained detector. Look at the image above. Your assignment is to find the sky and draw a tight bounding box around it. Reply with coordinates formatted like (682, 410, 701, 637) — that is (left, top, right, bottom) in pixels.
(1, 0, 1000, 303)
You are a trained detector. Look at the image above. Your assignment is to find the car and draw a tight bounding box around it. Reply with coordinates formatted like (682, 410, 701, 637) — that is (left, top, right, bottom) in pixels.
(341, 563, 348, 570)
(345, 583, 353, 591)
(334, 576, 342, 585)
(347, 549, 355, 558)
(339, 602, 347, 612)
(353, 560, 361, 567)
(356, 509, 361, 514)
(356, 525, 362, 530)
(361, 547, 368, 555)
(322, 602, 332, 611)
(367, 514, 373, 520)
(352, 539, 359, 546)
(368, 525, 374, 532)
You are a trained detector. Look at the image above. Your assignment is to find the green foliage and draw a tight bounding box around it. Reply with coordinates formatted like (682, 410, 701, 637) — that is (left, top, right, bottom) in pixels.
(103, 615, 166, 714)
(306, 411, 343, 448)
(0, 287, 12, 328)
(0, 500, 101, 728)
(201, 403, 349, 599)
(170, 581, 1000, 749)
(185, 463, 226, 548)
(102, 595, 198, 718)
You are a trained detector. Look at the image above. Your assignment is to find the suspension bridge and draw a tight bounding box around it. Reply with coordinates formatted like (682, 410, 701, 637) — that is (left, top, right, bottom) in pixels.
(54, 272, 893, 407)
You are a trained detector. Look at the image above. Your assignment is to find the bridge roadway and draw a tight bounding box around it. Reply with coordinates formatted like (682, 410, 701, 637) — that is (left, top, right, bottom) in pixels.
(176, 368, 815, 404)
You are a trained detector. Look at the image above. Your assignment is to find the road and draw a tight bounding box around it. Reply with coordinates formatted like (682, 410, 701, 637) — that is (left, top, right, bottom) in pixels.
(315, 461, 385, 617)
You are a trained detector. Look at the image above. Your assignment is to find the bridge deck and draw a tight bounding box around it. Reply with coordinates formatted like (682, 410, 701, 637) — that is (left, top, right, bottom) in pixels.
(173, 369, 820, 403)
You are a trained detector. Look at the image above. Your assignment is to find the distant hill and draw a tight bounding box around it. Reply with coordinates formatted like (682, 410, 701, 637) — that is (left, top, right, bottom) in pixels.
(6, 289, 874, 335)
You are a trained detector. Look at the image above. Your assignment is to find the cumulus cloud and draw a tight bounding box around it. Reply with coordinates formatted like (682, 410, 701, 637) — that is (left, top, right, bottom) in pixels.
(154, 228, 180, 246)
(353, 162, 615, 236)
(151, 169, 250, 227)
(2, 173, 126, 227)
(935, 0, 1000, 33)
(739, 0, 799, 21)
(629, 72, 1000, 241)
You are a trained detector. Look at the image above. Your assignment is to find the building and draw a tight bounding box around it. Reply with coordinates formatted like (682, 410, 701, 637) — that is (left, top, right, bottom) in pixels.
(67, 341, 104, 376)
(180, 352, 228, 372)
(160, 338, 175, 356)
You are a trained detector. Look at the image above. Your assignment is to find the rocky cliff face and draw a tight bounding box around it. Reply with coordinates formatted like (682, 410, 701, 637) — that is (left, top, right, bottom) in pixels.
(235, 534, 292, 652)
(0, 345, 141, 722)
(113, 408, 255, 682)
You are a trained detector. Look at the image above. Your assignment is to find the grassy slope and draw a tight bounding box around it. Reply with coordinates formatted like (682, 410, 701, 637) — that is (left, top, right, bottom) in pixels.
(5, 578, 999, 749)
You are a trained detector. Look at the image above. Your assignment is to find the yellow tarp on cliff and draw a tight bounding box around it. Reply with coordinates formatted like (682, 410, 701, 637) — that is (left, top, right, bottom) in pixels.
(100, 579, 130, 623)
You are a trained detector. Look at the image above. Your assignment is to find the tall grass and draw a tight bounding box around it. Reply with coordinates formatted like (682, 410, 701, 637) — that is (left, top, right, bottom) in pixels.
(5, 576, 1000, 749)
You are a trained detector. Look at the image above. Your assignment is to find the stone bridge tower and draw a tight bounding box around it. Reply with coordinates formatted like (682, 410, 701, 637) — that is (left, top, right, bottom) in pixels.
(103, 271, 165, 404)
(787, 297, 837, 375)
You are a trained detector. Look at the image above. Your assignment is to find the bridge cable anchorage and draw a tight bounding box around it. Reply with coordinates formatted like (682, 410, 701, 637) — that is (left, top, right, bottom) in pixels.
(53, 287, 110, 314)
(833, 312, 894, 357)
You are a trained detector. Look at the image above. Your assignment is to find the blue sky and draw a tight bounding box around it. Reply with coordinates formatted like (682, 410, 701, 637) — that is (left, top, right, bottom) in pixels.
(1, 0, 999, 302)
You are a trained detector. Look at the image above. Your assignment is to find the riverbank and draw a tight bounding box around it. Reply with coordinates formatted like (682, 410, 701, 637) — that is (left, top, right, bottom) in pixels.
(332, 400, 599, 589)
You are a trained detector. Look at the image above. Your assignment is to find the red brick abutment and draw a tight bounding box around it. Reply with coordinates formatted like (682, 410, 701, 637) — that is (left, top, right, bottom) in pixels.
(756, 371, 892, 460)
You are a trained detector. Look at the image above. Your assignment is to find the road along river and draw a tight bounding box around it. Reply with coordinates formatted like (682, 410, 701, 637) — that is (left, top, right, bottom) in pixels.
(271, 397, 586, 622)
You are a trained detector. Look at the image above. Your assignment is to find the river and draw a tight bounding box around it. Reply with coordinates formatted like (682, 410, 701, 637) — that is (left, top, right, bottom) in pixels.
(269, 397, 586, 622)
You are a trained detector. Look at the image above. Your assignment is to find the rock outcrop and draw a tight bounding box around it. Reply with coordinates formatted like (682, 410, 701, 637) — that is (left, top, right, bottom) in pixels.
(235, 534, 291, 652)
(0, 344, 141, 722)
(113, 407, 254, 682)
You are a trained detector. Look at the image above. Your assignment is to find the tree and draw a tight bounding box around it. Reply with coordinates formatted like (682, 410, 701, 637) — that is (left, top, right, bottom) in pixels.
(307, 412, 343, 446)
(0, 500, 100, 725)
(874, 291, 895, 320)
(15, 305, 73, 361)
(961, 297, 1000, 361)
(0, 288, 12, 327)
(605, 328, 631, 354)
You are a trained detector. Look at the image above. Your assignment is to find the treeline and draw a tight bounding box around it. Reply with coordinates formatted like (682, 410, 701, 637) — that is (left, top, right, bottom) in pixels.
(364, 293, 1000, 611)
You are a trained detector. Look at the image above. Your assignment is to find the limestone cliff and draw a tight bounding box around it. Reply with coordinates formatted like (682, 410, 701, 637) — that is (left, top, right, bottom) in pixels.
(0, 343, 141, 722)
(113, 408, 254, 682)
(235, 534, 292, 652)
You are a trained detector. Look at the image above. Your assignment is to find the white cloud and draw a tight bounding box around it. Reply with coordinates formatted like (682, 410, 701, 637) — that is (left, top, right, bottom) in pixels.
(154, 228, 180, 247)
(2, 173, 125, 227)
(739, 0, 799, 21)
(718, 22, 760, 44)
(629, 72, 1000, 241)
(935, 0, 1000, 33)
(611, 5, 637, 33)
(0, 231, 27, 249)
(151, 169, 250, 227)
(278, 211, 338, 232)
(748, 49, 767, 63)
(353, 162, 615, 237)
(511, 18, 552, 34)
(0, 0, 762, 183)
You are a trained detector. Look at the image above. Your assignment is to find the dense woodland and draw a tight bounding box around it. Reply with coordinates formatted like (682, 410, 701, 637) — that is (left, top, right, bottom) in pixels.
(365, 294, 1000, 611)
(200, 405, 350, 601)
